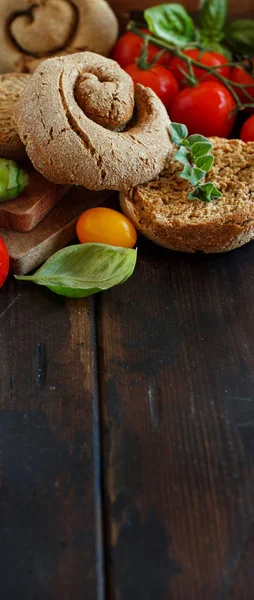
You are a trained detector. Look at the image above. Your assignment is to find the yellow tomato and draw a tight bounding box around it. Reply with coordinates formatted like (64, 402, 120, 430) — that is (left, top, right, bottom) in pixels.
(76, 207, 137, 248)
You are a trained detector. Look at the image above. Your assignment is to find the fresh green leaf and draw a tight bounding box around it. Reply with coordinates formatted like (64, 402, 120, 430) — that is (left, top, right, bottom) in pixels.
(198, 0, 228, 43)
(224, 20, 254, 56)
(188, 182, 222, 202)
(0, 158, 29, 202)
(196, 154, 214, 172)
(191, 142, 213, 158)
(170, 122, 188, 145)
(144, 3, 196, 47)
(15, 243, 137, 298)
(189, 167, 207, 186)
(174, 146, 190, 166)
(183, 134, 212, 148)
(178, 164, 192, 180)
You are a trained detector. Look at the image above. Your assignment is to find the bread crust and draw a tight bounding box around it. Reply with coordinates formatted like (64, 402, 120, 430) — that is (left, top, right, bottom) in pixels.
(0, 0, 118, 74)
(120, 138, 254, 254)
(15, 52, 172, 191)
(0, 73, 30, 161)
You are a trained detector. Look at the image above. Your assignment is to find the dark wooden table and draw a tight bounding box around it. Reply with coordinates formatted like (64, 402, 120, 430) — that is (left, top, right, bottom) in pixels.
(1, 230, 254, 599)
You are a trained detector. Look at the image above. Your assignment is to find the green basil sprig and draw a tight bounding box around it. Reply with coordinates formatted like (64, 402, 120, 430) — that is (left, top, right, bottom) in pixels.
(198, 0, 227, 44)
(15, 243, 137, 298)
(144, 3, 197, 47)
(170, 123, 222, 203)
(0, 158, 29, 202)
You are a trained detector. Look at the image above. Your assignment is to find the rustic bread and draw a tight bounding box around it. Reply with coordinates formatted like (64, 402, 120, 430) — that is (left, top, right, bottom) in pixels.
(120, 138, 254, 253)
(0, 73, 30, 161)
(15, 52, 172, 191)
(0, 0, 118, 74)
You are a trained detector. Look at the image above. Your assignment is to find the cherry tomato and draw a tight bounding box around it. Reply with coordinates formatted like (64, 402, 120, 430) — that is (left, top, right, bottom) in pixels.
(112, 30, 172, 69)
(76, 207, 137, 248)
(170, 49, 231, 89)
(171, 81, 236, 138)
(231, 60, 254, 107)
(125, 63, 179, 112)
(240, 114, 254, 142)
(0, 237, 9, 288)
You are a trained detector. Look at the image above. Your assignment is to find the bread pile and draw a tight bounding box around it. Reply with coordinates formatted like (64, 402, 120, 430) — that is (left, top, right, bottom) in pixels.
(0, 40, 253, 254)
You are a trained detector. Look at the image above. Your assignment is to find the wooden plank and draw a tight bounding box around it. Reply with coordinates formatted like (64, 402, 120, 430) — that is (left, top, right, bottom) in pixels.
(0, 278, 105, 599)
(97, 236, 254, 599)
(110, 0, 254, 17)
(1, 188, 113, 275)
(0, 165, 69, 232)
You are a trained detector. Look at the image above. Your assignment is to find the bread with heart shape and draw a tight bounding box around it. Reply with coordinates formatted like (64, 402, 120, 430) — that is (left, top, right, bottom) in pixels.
(0, 0, 118, 73)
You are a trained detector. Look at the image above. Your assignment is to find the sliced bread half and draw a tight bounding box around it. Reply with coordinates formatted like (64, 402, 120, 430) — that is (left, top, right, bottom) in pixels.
(120, 137, 254, 253)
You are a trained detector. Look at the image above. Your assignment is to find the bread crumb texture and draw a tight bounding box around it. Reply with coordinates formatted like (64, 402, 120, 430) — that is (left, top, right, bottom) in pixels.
(122, 138, 254, 253)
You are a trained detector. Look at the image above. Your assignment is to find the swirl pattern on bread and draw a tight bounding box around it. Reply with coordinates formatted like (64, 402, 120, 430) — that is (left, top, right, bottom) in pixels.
(0, 0, 118, 73)
(15, 52, 172, 191)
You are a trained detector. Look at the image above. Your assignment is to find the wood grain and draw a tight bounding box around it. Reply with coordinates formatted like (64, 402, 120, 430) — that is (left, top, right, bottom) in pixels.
(97, 236, 254, 599)
(0, 279, 104, 599)
(0, 166, 69, 232)
(1, 188, 113, 275)
(110, 0, 254, 17)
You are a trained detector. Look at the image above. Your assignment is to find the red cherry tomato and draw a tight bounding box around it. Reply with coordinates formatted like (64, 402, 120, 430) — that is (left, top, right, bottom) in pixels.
(170, 49, 231, 88)
(76, 207, 137, 248)
(231, 60, 254, 107)
(240, 114, 254, 142)
(170, 81, 236, 138)
(0, 237, 9, 288)
(125, 63, 179, 112)
(111, 30, 172, 69)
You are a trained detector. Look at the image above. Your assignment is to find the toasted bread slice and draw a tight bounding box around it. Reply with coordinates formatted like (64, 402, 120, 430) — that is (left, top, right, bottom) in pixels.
(120, 138, 254, 254)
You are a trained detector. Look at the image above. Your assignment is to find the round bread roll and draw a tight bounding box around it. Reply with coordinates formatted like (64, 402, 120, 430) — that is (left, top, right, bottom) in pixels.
(0, 73, 30, 161)
(0, 0, 118, 73)
(120, 138, 254, 254)
(15, 52, 172, 191)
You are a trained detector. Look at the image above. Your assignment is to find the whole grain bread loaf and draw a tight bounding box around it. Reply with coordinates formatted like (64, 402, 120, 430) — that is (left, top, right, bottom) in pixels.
(120, 137, 254, 253)
(0, 73, 30, 161)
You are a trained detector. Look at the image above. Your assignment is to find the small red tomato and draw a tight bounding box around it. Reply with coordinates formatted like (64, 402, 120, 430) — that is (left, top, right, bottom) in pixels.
(0, 237, 9, 288)
(170, 49, 231, 88)
(76, 207, 137, 248)
(231, 60, 254, 107)
(125, 63, 179, 112)
(112, 30, 172, 69)
(240, 114, 254, 142)
(170, 81, 236, 138)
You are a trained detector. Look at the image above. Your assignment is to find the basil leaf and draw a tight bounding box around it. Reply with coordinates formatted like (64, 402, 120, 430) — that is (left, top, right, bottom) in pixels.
(224, 20, 254, 56)
(200, 41, 232, 60)
(188, 182, 222, 202)
(170, 122, 188, 145)
(198, 0, 228, 43)
(196, 155, 214, 172)
(15, 243, 137, 298)
(144, 3, 196, 47)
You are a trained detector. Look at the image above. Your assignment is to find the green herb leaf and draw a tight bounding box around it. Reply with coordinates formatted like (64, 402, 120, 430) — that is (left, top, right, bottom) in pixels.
(170, 122, 188, 145)
(199, 40, 232, 60)
(144, 3, 196, 47)
(188, 182, 222, 202)
(15, 243, 137, 298)
(198, 0, 228, 43)
(174, 146, 190, 166)
(191, 142, 213, 158)
(171, 122, 221, 202)
(196, 154, 214, 172)
(224, 20, 254, 56)
(0, 158, 29, 202)
(183, 134, 213, 148)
